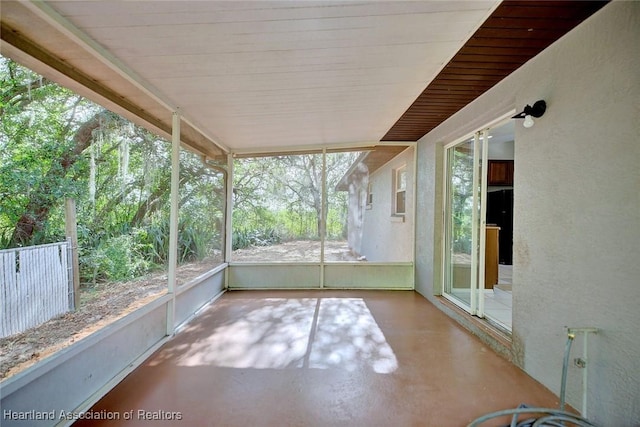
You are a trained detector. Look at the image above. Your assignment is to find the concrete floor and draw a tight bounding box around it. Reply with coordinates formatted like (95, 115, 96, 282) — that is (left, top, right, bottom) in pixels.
(75, 291, 561, 427)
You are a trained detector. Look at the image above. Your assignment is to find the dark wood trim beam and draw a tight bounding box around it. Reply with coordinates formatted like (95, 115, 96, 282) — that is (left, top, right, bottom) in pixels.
(382, 1, 609, 142)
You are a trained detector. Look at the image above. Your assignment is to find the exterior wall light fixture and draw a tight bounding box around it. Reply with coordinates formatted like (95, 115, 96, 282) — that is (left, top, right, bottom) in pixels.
(512, 100, 546, 128)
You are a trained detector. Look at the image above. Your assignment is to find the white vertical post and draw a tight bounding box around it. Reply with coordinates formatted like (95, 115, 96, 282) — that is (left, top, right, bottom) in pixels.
(320, 149, 327, 288)
(441, 145, 451, 297)
(478, 129, 489, 318)
(167, 111, 180, 335)
(566, 327, 598, 419)
(411, 144, 418, 285)
(470, 132, 480, 315)
(224, 153, 234, 288)
(582, 332, 589, 418)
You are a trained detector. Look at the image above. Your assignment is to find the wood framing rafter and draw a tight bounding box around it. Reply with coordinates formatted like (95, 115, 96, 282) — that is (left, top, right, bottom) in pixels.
(1, 23, 169, 136)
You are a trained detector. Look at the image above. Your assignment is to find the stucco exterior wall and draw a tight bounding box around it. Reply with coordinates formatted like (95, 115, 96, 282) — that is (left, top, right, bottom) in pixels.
(415, 142, 441, 296)
(345, 163, 369, 256)
(414, 3, 640, 425)
(360, 147, 414, 262)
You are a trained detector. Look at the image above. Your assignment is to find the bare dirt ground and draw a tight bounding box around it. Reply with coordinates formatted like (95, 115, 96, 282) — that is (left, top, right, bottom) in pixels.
(232, 239, 356, 262)
(0, 240, 356, 380)
(0, 257, 221, 380)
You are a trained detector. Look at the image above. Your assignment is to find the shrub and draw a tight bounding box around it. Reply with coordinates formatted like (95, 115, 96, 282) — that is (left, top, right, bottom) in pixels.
(232, 227, 281, 250)
(86, 233, 152, 282)
(144, 217, 218, 265)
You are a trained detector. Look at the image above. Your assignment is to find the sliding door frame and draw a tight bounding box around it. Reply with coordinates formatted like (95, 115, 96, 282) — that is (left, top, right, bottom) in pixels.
(441, 112, 514, 317)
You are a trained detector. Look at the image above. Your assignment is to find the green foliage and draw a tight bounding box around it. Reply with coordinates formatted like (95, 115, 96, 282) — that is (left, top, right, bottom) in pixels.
(1, 56, 225, 287)
(0, 57, 95, 245)
(232, 228, 281, 250)
(0, 229, 12, 248)
(450, 146, 474, 254)
(1, 56, 360, 288)
(83, 232, 152, 282)
(231, 152, 357, 246)
(145, 216, 220, 265)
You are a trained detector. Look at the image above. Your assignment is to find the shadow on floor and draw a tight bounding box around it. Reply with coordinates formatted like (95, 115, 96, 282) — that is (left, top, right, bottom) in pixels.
(75, 290, 560, 427)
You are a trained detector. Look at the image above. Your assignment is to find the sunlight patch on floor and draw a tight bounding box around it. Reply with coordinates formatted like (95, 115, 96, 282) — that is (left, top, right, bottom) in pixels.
(308, 298, 397, 374)
(174, 298, 398, 373)
(177, 298, 315, 369)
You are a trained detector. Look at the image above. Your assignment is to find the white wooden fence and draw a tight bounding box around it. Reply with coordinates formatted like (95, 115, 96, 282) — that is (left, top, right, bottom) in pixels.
(0, 240, 74, 338)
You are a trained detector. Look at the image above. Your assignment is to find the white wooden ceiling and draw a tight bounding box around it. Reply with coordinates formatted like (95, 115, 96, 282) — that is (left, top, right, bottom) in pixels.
(3, 1, 499, 154)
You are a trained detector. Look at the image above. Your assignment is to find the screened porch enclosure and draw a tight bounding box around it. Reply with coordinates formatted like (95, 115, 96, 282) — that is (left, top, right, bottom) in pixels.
(0, 59, 416, 427)
(1, 1, 621, 426)
(227, 149, 414, 290)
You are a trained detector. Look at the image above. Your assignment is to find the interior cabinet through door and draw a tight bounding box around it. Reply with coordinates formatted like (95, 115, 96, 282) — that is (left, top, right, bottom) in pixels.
(487, 160, 514, 186)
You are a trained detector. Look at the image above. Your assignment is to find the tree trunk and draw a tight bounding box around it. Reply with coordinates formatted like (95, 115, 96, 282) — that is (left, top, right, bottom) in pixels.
(11, 110, 115, 245)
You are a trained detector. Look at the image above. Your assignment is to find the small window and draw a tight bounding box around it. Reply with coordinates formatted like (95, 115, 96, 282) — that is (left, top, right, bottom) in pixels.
(366, 182, 373, 208)
(394, 166, 407, 215)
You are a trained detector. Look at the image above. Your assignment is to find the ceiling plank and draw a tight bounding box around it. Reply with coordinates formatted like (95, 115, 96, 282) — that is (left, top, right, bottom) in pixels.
(382, 0, 608, 142)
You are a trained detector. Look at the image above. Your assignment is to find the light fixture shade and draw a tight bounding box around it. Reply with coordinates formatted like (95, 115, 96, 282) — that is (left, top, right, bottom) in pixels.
(523, 115, 535, 128)
(512, 100, 546, 120)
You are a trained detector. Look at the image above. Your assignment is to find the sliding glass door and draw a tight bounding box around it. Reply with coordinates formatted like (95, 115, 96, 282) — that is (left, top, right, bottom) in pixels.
(443, 132, 488, 316)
